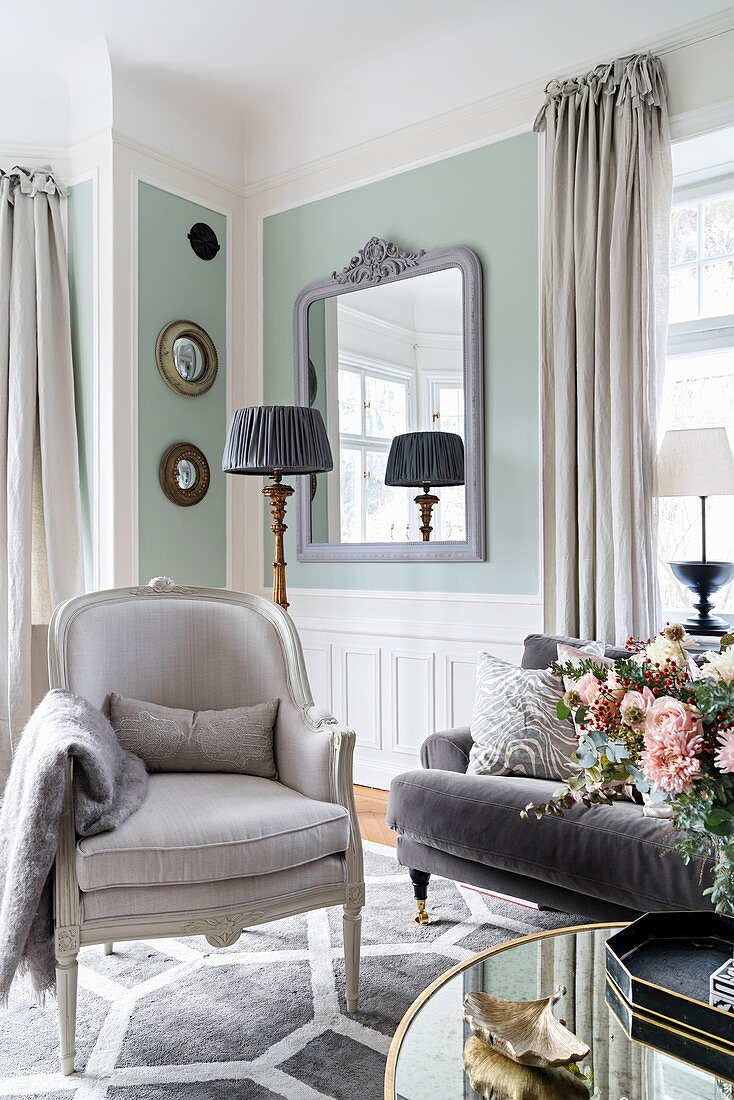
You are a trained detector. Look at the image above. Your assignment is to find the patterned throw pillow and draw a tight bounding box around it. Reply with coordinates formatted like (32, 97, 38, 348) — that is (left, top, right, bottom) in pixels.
(467, 653, 578, 781)
(109, 694, 279, 777)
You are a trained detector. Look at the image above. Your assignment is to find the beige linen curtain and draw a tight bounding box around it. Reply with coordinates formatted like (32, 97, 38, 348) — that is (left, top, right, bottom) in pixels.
(0, 167, 84, 785)
(535, 55, 672, 644)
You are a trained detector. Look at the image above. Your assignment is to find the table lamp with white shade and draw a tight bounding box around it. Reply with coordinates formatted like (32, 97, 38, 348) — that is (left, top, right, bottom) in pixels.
(657, 427, 734, 635)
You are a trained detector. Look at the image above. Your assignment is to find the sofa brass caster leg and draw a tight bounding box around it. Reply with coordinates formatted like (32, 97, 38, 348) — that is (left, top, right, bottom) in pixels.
(414, 899, 432, 925)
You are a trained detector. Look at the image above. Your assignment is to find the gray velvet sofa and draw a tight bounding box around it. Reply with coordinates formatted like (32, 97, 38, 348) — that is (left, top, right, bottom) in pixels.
(386, 633, 715, 922)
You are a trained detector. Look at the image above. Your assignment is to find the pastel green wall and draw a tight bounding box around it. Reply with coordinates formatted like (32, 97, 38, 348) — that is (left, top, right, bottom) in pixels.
(263, 133, 540, 594)
(68, 179, 95, 589)
(137, 183, 227, 586)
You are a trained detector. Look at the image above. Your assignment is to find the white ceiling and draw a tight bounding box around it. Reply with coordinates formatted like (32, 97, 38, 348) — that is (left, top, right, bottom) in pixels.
(4, 0, 732, 184)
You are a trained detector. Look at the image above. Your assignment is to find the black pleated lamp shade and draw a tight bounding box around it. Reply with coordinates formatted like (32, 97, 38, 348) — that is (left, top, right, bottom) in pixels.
(385, 431, 465, 488)
(222, 405, 333, 476)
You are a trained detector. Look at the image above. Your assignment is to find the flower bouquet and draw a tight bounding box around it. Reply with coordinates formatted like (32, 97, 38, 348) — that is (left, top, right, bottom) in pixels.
(521, 625, 734, 913)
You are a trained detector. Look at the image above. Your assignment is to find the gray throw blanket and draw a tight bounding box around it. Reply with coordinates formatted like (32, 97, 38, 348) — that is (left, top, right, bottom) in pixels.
(0, 689, 148, 1004)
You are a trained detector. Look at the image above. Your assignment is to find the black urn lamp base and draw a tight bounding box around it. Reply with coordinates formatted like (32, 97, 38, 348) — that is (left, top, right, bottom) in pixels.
(669, 560, 734, 636)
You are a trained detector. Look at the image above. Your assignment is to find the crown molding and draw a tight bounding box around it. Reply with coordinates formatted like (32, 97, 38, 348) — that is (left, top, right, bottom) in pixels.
(0, 142, 71, 171)
(244, 8, 734, 200)
(109, 129, 247, 198)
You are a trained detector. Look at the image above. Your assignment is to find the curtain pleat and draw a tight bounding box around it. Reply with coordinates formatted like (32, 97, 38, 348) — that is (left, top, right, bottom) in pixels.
(0, 167, 84, 784)
(539, 929, 665, 1096)
(536, 54, 672, 643)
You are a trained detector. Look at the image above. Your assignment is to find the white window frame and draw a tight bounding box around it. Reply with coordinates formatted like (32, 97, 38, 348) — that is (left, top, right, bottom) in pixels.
(335, 354, 417, 542)
(661, 169, 734, 618)
(668, 172, 734, 355)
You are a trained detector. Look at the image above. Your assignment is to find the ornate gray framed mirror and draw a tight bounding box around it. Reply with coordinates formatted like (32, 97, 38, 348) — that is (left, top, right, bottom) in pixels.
(294, 237, 484, 561)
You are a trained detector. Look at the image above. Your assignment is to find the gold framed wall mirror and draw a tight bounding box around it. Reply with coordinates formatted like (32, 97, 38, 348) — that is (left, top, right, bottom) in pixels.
(159, 442, 210, 506)
(156, 320, 218, 397)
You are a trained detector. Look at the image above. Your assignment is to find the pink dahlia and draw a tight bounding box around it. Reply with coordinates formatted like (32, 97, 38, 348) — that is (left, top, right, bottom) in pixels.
(714, 730, 734, 775)
(641, 697, 704, 795)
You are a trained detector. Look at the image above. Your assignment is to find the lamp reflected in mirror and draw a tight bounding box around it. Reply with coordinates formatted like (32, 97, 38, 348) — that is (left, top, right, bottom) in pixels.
(385, 431, 465, 541)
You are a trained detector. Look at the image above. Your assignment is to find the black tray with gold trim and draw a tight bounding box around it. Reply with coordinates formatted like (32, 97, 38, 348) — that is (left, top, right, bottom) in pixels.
(606, 913, 734, 1050)
(606, 972, 734, 1081)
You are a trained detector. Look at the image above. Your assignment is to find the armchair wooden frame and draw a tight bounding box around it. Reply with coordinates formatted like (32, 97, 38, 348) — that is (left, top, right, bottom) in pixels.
(49, 581, 365, 1075)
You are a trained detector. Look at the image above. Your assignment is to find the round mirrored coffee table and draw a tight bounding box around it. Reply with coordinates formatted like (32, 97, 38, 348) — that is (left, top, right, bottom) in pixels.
(385, 923, 729, 1100)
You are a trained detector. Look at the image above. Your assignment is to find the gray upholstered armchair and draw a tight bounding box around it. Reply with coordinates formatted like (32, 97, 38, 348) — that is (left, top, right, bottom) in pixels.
(49, 579, 364, 1075)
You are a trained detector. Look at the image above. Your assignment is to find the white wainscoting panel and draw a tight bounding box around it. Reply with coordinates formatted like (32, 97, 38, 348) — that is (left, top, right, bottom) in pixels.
(289, 587, 542, 790)
(301, 641, 333, 714)
(447, 656, 480, 729)
(341, 646, 382, 750)
(391, 649, 435, 757)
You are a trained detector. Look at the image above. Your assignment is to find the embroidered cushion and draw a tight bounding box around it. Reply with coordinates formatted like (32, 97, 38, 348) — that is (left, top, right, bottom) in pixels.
(467, 653, 578, 781)
(109, 694, 279, 777)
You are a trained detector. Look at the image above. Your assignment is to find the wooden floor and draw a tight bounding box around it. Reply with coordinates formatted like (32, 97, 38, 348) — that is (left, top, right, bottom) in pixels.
(354, 784, 396, 848)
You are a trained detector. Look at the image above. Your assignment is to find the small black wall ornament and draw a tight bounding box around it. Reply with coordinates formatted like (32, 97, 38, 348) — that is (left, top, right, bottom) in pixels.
(187, 222, 220, 261)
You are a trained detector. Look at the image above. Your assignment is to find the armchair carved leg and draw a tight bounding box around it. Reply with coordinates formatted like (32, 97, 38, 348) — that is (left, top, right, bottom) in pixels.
(55, 926, 79, 1075)
(343, 905, 362, 1013)
(409, 868, 432, 925)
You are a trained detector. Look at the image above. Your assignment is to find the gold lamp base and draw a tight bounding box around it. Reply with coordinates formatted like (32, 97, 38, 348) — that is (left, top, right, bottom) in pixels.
(261, 471, 294, 612)
(414, 483, 439, 542)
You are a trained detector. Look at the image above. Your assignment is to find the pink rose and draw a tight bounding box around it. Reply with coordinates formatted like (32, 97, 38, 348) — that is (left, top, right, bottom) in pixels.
(576, 673, 603, 707)
(645, 696, 701, 739)
(641, 696, 704, 795)
(715, 730, 734, 775)
(620, 687, 655, 728)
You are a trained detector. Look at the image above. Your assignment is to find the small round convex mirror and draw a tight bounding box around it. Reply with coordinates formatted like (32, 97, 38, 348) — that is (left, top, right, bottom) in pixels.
(175, 457, 197, 490)
(172, 337, 206, 382)
(160, 443, 210, 507)
(156, 320, 217, 397)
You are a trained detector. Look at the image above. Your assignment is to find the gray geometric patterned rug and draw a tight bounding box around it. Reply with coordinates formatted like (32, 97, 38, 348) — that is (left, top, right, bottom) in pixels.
(0, 841, 579, 1099)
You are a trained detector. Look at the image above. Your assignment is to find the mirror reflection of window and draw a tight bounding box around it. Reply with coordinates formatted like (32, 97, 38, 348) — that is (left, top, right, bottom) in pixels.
(337, 366, 412, 541)
(312, 266, 467, 544)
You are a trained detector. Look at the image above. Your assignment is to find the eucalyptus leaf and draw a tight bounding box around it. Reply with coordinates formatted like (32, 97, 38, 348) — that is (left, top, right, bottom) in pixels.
(647, 786, 670, 805)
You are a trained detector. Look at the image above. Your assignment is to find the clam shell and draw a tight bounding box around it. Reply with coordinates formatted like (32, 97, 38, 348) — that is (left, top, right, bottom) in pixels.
(462, 985, 590, 1068)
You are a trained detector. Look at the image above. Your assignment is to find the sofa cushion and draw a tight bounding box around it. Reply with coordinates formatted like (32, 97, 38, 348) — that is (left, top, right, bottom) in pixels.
(467, 653, 577, 780)
(79, 854, 347, 923)
(386, 769, 711, 912)
(76, 773, 350, 891)
(522, 633, 629, 670)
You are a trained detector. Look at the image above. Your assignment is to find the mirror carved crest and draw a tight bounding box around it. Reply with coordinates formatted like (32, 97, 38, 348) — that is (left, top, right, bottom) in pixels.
(332, 237, 426, 286)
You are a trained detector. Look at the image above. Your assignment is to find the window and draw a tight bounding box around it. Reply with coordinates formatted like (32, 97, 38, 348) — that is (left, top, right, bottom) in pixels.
(659, 142, 734, 615)
(670, 192, 734, 321)
(337, 361, 414, 542)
